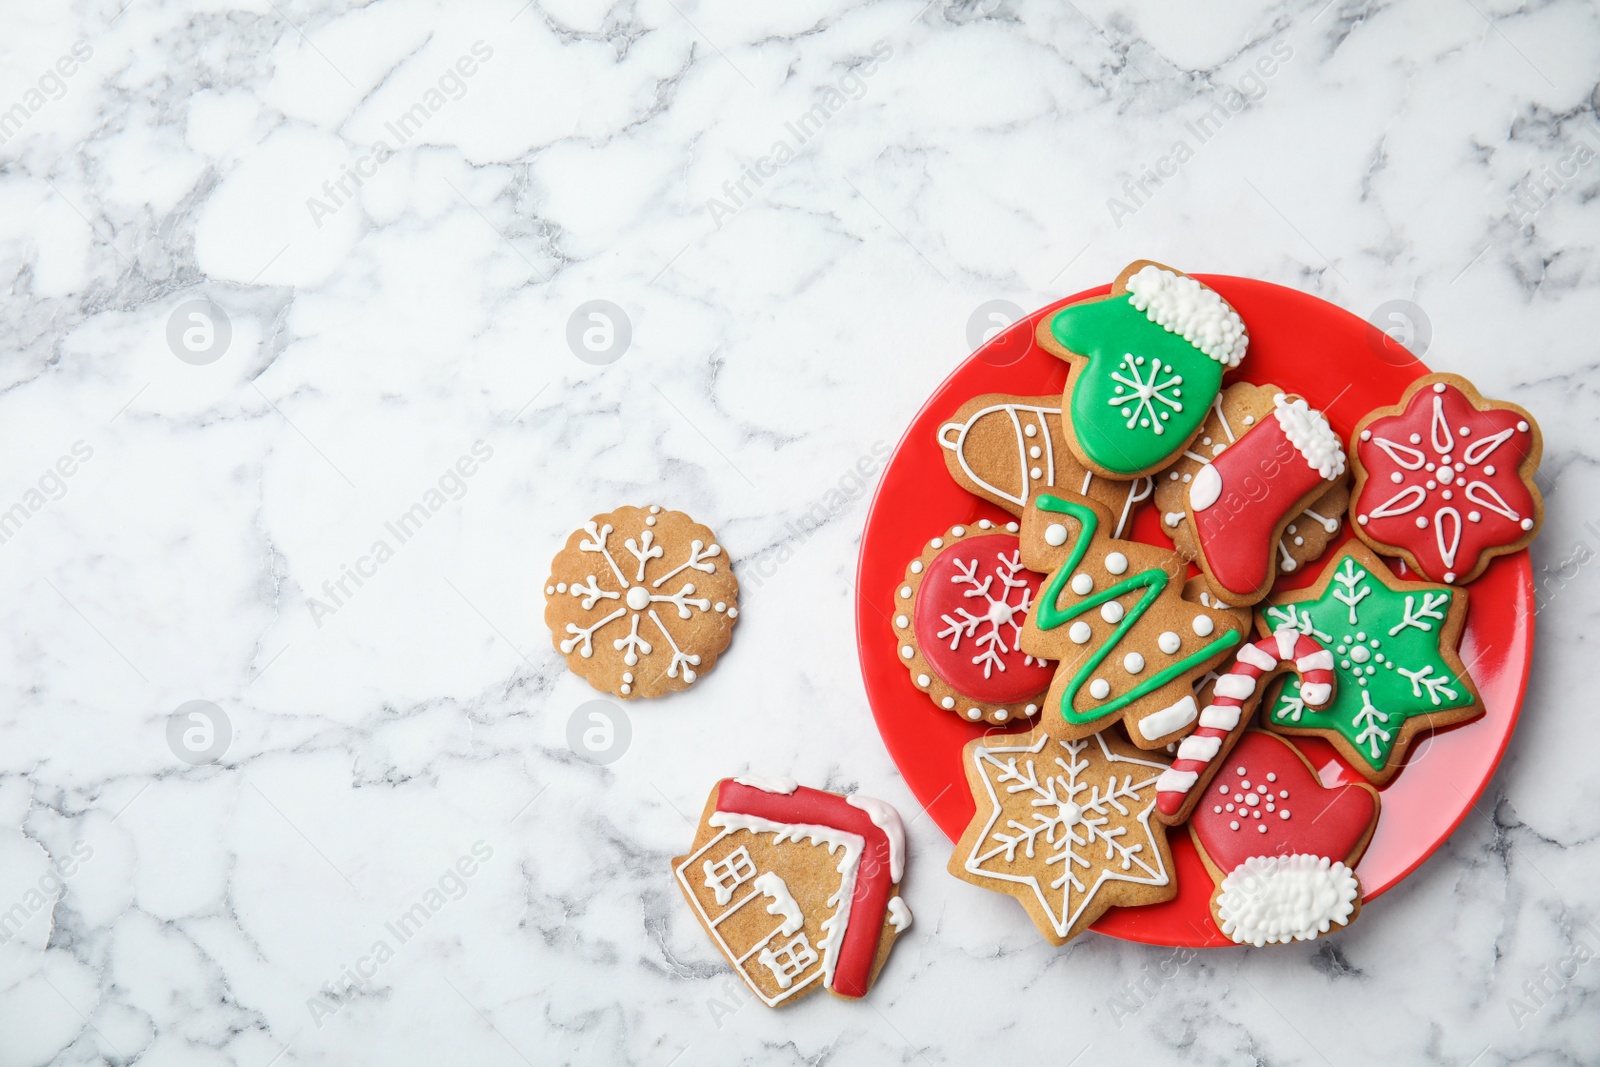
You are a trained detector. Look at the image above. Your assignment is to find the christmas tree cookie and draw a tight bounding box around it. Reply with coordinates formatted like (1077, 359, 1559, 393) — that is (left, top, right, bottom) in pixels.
(1037, 261, 1247, 479)
(1350, 373, 1543, 585)
(1257, 542, 1483, 785)
(1018, 491, 1249, 748)
(949, 725, 1176, 945)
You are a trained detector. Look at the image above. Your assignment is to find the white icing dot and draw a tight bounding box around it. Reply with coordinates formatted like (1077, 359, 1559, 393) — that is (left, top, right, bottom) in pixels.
(545, 585, 555, 595)
(1071, 573, 1094, 595)
(899, 586, 911, 598)
(930, 538, 943, 548)
(994, 709, 1008, 721)
(1024, 704, 1037, 716)
(1218, 784, 1229, 794)
(1123, 652, 1145, 674)
(1236, 767, 1246, 776)
(1045, 523, 1068, 547)
(1104, 552, 1128, 575)
(911, 562, 923, 573)
(556, 582, 568, 593)
(1089, 679, 1111, 699)
(1279, 810, 1290, 820)
(1409, 433, 1422, 445)
(917, 674, 930, 687)
(901, 646, 914, 659)
(1214, 805, 1223, 814)
(1030, 467, 1043, 480)
(966, 708, 982, 720)
(1391, 472, 1403, 484)
(727, 608, 738, 619)
(645, 516, 656, 526)
(1230, 821, 1240, 831)
(1241, 780, 1251, 789)
(951, 526, 965, 537)
(1360, 430, 1372, 441)
(1433, 383, 1446, 393)
(1258, 824, 1267, 834)
(1028, 446, 1042, 459)
(623, 673, 633, 683)
(896, 615, 909, 628)
(1517, 421, 1529, 432)
(1243, 415, 1254, 425)
(1484, 465, 1496, 476)
(1279, 790, 1289, 798)
(941, 697, 954, 709)
(1006, 522, 1019, 533)
(1266, 773, 1276, 782)
(1416, 516, 1428, 529)
(1069, 621, 1093, 644)
(620, 684, 631, 694)
(1158, 631, 1181, 654)
(1256, 784, 1268, 794)
(1193, 616, 1214, 637)
(978, 519, 992, 529)
(1468, 511, 1482, 523)
(1101, 601, 1124, 624)
(1024, 424, 1037, 437)
(649, 505, 661, 513)
(1521, 518, 1534, 531)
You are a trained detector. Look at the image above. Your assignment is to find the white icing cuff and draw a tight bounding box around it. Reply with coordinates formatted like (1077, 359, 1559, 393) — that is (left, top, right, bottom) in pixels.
(1156, 768, 1199, 792)
(1123, 265, 1248, 367)
(1296, 650, 1334, 673)
(1301, 682, 1334, 706)
(1189, 463, 1222, 511)
(1176, 735, 1222, 761)
(1214, 674, 1257, 701)
(1198, 703, 1242, 730)
(1272, 394, 1346, 480)
(1235, 643, 1279, 672)
(1216, 854, 1359, 946)
(1139, 695, 1199, 739)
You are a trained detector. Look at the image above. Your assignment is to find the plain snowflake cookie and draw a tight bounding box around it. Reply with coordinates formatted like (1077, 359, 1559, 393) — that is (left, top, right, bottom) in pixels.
(672, 777, 910, 1005)
(545, 506, 738, 698)
(895, 521, 1053, 725)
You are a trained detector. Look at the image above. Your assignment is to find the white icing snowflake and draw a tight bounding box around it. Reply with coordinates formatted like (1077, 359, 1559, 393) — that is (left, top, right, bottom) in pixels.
(556, 509, 729, 692)
(1107, 352, 1184, 435)
(935, 548, 1044, 678)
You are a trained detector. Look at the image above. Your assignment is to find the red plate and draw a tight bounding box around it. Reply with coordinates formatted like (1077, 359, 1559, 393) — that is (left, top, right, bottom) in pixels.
(854, 276, 1534, 947)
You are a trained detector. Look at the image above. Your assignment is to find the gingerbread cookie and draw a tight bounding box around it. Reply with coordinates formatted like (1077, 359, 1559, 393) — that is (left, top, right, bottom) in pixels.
(1350, 373, 1543, 585)
(893, 520, 1053, 724)
(1018, 491, 1250, 748)
(949, 725, 1176, 944)
(1258, 542, 1483, 785)
(545, 506, 738, 698)
(1150, 628, 1336, 825)
(936, 393, 1153, 537)
(1189, 731, 1379, 946)
(1037, 261, 1247, 479)
(1176, 391, 1346, 606)
(1155, 383, 1349, 580)
(672, 777, 909, 1005)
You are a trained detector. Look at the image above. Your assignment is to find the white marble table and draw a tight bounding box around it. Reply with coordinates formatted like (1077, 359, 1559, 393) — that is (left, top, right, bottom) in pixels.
(0, 1, 1595, 1063)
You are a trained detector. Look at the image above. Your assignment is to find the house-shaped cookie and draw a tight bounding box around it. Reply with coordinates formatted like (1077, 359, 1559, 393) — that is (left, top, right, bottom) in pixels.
(672, 776, 911, 1006)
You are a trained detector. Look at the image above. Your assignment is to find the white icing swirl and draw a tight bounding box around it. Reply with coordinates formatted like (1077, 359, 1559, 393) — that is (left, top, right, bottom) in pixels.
(1216, 854, 1359, 946)
(1272, 393, 1346, 480)
(1123, 265, 1248, 368)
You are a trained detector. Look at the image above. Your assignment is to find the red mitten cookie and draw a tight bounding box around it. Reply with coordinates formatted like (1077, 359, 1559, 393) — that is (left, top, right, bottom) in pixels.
(894, 521, 1054, 724)
(1189, 731, 1380, 946)
(1350, 373, 1542, 585)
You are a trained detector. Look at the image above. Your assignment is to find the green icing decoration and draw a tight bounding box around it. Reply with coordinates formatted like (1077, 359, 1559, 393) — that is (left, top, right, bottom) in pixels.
(1264, 552, 1473, 771)
(1047, 295, 1224, 474)
(1034, 494, 1241, 726)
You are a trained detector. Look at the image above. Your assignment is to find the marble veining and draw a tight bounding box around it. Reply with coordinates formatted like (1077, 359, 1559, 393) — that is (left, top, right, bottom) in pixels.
(0, 0, 1595, 1064)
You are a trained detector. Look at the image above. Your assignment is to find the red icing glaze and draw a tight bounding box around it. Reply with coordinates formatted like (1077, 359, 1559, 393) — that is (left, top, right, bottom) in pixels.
(1355, 381, 1536, 584)
(912, 534, 1054, 703)
(1190, 403, 1332, 599)
(714, 781, 897, 1000)
(1189, 732, 1376, 875)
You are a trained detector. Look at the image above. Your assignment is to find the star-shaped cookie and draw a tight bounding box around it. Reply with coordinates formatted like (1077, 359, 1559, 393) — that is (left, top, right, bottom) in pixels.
(948, 726, 1175, 944)
(1257, 541, 1483, 784)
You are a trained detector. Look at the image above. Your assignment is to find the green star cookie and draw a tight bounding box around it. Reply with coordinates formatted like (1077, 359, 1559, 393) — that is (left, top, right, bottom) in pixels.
(1257, 541, 1483, 784)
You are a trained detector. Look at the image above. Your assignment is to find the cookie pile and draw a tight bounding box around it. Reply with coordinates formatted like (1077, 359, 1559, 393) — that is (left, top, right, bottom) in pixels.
(909, 261, 1543, 946)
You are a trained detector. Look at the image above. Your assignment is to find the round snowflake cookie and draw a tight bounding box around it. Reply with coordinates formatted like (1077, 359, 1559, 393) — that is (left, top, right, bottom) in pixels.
(894, 520, 1054, 725)
(545, 506, 738, 699)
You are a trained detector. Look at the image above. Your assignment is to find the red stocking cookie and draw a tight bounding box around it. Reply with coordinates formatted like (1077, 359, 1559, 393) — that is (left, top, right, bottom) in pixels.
(894, 521, 1054, 724)
(1189, 731, 1379, 946)
(1151, 629, 1335, 825)
(672, 778, 909, 1005)
(1351, 373, 1543, 585)
(1184, 392, 1346, 606)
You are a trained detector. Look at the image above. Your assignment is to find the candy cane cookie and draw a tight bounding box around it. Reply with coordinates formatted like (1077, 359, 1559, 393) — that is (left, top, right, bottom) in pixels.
(1152, 628, 1335, 825)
